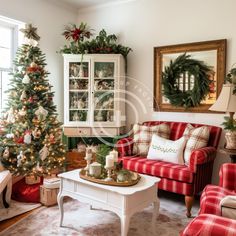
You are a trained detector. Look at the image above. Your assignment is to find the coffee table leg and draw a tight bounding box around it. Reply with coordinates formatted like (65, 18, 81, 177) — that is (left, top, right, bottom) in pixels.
(57, 195, 64, 226)
(152, 198, 160, 233)
(120, 214, 130, 236)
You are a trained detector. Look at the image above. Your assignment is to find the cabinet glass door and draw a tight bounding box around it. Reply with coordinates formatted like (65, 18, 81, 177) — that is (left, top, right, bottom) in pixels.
(93, 62, 115, 123)
(68, 61, 89, 123)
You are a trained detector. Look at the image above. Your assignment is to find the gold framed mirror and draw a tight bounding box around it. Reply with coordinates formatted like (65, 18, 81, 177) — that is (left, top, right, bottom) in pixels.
(154, 39, 226, 112)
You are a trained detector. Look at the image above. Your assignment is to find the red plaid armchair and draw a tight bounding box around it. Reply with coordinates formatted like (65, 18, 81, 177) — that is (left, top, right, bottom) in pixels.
(116, 121, 222, 217)
(181, 163, 236, 236)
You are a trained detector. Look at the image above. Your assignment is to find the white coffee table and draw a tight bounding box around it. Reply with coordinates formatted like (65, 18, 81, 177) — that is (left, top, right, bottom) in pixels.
(57, 169, 160, 236)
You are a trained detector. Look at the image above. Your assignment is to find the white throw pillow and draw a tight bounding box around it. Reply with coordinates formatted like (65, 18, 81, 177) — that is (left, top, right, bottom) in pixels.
(220, 195, 236, 220)
(183, 124, 210, 165)
(133, 123, 170, 156)
(147, 134, 187, 164)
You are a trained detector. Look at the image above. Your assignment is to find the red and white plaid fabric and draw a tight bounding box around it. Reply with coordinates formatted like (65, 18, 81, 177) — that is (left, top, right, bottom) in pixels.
(219, 163, 236, 190)
(199, 163, 236, 216)
(199, 185, 235, 215)
(181, 214, 236, 236)
(123, 156, 193, 183)
(182, 164, 236, 236)
(183, 124, 210, 166)
(132, 123, 170, 155)
(117, 121, 222, 196)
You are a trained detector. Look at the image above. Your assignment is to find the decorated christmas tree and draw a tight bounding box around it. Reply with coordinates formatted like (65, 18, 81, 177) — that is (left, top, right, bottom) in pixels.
(0, 24, 66, 177)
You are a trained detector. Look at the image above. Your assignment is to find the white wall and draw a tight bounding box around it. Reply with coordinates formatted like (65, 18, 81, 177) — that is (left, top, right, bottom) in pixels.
(0, 0, 78, 122)
(77, 0, 236, 183)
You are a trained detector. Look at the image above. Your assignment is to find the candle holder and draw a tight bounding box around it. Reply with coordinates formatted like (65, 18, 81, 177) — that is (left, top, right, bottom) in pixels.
(84, 154, 92, 175)
(105, 166, 113, 182)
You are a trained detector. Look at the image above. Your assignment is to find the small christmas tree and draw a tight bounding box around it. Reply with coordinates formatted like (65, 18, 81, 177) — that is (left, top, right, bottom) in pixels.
(0, 24, 66, 177)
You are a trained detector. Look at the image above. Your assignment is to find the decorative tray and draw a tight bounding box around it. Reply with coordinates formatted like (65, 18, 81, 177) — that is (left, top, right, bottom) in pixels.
(79, 169, 141, 187)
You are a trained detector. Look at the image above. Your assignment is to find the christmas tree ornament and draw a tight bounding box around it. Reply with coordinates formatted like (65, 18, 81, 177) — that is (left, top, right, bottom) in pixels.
(30, 61, 38, 68)
(36, 162, 43, 172)
(18, 107, 27, 116)
(39, 145, 48, 161)
(35, 106, 48, 121)
(6, 107, 15, 123)
(6, 133, 14, 139)
(22, 74, 30, 84)
(28, 97, 34, 103)
(17, 151, 24, 167)
(32, 127, 41, 139)
(15, 136, 24, 144)
(20, 91, 27, 101)
(32, 116, 40, 125)
(24, 130, 32, 144)
(3, 147, 10, 158)
(49, 133, 55, 144)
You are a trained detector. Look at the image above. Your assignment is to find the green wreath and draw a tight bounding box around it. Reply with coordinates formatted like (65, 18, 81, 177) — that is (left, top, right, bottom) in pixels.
(162, 53, 212, 108)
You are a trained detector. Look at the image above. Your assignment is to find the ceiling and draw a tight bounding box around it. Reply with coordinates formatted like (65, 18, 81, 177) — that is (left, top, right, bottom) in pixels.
(54, 0, 126, 10)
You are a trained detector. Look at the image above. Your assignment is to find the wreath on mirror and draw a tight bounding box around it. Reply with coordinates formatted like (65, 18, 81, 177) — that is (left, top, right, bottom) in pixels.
(162, 53, 213, 108)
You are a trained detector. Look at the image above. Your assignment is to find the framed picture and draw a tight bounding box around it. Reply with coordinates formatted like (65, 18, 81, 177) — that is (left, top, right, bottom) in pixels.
(154, 39, 226, 112)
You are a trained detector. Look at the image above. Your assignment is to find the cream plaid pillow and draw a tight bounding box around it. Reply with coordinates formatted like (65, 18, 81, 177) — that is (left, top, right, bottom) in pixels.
(183, 124, 210, 165)
(133, 123, 170, 155)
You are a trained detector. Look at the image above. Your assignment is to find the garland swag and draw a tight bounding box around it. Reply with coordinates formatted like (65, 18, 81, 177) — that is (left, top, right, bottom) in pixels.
(162, 53, 212, 108)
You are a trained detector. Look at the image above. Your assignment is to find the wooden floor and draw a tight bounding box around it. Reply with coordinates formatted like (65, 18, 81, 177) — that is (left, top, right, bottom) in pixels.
(0, 208, 38, 232)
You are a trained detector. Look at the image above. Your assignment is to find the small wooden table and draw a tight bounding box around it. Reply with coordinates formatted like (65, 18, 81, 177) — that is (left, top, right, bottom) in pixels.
(219, 148, 236, 163)
(57, 169, 160, 236)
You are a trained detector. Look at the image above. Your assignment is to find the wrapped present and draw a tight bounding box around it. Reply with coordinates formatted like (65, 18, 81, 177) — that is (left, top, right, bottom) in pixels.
(43, 177, 60, 189)
(40, 185, 59, 206)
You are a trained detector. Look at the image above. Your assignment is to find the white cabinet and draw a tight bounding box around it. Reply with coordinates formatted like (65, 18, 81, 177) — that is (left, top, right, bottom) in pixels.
(63, 54, 126, 137)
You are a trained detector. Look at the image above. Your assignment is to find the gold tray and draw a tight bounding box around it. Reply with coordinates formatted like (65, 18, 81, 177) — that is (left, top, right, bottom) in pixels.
(79, 169, 141, 187)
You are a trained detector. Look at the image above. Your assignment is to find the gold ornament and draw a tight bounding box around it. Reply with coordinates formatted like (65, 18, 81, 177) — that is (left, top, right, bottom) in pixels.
(35, 106, 48, 121)
(30, 61, 38, 67)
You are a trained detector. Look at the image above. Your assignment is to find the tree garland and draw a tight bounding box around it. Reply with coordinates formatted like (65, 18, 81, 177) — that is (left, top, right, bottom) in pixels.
(162, 53, 213, 108)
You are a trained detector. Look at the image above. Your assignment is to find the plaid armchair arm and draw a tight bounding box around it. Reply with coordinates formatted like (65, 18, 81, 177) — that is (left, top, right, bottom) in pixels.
(116, 137, 133, 157)
(189, 147, 216, 173)
(181, 214, 236, 236)
(219, 163, 236, 190)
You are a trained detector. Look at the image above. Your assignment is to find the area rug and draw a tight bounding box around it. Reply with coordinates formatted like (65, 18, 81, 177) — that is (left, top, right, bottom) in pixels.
(0, 200, 41, 221)
(0, 193, 199, 236)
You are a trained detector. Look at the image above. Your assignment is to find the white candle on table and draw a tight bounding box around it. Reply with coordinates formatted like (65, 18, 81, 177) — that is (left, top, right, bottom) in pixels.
(105, 155, 114, 168)
(110, 149, 118, 162)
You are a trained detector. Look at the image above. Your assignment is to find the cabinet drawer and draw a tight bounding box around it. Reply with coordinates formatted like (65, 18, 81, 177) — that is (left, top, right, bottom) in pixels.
(64, 127, 91, 136)
(92, 128, 118, 136)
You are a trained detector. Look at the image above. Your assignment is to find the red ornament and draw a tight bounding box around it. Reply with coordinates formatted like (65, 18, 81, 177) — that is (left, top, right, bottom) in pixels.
(28, 97, 34, 103)
(49, 134, 56, 144)
(27, 66, 42, 73)
(15, 136, 24, 144)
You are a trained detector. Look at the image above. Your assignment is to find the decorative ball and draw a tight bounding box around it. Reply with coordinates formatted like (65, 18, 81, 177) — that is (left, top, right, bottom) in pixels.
(30, 62, 38, 68)
(22, 74, 30, 84)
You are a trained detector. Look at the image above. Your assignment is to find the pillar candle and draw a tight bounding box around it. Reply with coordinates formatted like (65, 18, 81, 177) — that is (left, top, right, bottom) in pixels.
(105, 155, 114, 168)
(110, 149, 118, 162)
